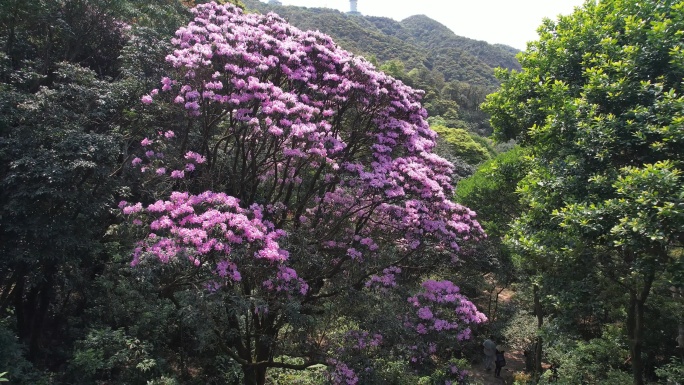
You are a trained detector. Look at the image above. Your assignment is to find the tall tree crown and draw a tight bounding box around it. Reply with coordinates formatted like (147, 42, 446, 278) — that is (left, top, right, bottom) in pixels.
(120, 3, 486, 383)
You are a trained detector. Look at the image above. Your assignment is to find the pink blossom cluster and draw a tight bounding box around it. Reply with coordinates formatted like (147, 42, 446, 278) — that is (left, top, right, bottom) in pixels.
(342, 330, 383, 352)
(326, 358, 359, 385)
(121, 191, 289, 276)
(406, 280, 487, 341)
(140, 1, 483, 259)
(407, 280, 487, 338)
(400, 280, 486, 376)
(321, 330, 384, 380)
(263, 265, 309, 295)
(440, 363, 470, 385)
(365, 266, 401, 289)
(129, 131, 205, 179)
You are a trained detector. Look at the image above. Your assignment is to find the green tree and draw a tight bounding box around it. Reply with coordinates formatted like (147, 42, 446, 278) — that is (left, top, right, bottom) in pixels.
(483, 1, 684, 383)
(0, 0, 132, 363)
(0, 0, 190, 381)
(431, 125, 492, 166)
(455, 147, 540, 356)
(456, 146, 529, 240)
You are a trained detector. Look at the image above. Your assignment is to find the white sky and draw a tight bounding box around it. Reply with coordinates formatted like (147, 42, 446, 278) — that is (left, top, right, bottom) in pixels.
(265, 0, 586, 50)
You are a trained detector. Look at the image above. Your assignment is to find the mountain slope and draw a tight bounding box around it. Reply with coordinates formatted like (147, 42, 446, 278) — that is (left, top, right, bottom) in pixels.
(242, 0, 519, 89)
(400, 15, 520, 71)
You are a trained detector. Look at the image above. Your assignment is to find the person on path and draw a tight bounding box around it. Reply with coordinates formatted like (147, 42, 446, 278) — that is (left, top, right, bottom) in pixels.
(494, 348, 506, 378)
(482, 336, 497, 371)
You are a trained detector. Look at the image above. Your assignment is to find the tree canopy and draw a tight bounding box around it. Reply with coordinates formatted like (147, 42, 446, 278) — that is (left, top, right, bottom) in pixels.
(483, 0, 684, 383)
(120, 3, 486, 384)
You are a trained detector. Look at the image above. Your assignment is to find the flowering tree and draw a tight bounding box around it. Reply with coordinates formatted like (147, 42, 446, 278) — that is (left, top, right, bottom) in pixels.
(122, 3, 485, 384)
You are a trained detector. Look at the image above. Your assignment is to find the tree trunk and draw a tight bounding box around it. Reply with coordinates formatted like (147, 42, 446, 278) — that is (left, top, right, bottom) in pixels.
(626, 270, 654, 385)
(242, 366, 258, 385)
(673, 288, 684, 349)
(241, 361, 268, 385)
(29, 271, 53, 360)
(626, 292, 644, 385)
(241, 310, 274, 385)
(533, 283, 543, 376)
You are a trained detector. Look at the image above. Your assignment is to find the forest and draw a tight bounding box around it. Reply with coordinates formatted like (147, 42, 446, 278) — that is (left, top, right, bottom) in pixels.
(0, 0, 682, 384)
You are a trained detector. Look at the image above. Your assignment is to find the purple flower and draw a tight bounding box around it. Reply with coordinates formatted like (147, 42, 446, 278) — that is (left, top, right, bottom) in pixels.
(122, 202, 143, 215)
(184, 151, 206, 164)
(417, 307, 433, 320)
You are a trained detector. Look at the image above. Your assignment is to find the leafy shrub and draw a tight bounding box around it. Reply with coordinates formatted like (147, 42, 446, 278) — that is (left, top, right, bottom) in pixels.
(655, 357, 684, 385)
(538, 324, 630, 384)
(0, 318, 50, 385)
(68, 328, 159, 384)
(512, 371, 532, 385)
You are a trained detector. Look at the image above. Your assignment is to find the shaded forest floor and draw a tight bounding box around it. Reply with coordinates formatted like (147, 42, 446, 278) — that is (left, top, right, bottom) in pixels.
(467, 349, 527, 385)
(466, 283, 528, 384)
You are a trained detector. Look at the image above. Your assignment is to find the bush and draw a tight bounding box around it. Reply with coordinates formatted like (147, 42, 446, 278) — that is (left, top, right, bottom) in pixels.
(538, 324, 630, 384)
(0, 317, 50, 385)
(67, 328, 159, 384)
(655, 357, 684, 385)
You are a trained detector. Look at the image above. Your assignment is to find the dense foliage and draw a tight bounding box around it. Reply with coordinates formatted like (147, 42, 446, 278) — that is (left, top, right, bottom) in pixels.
(481, 0, 684, 383)
(1, 0, 139, 372)
(0, 0, 187, 383)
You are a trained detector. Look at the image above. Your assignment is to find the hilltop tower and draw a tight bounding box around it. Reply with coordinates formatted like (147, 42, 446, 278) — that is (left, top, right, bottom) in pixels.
(348, 0, 361, 15)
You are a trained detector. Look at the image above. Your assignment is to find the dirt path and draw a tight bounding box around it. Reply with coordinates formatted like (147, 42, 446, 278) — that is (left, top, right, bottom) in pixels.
(467, 349, 527, 385)
(464, 283, 528, 384)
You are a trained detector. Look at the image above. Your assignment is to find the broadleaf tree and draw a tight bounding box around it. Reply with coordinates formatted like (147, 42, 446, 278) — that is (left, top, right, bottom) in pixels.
(483, 0, 684, 383)
(0, 0, 135, 367)
(121, 3, 486, 384)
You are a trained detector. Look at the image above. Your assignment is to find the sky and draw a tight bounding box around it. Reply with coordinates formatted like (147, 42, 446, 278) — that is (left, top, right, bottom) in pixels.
(263, 0, 587, 50)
